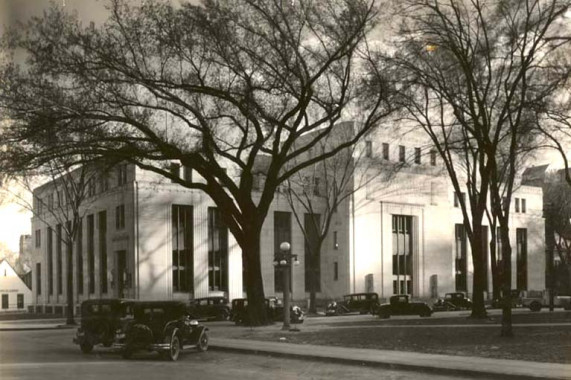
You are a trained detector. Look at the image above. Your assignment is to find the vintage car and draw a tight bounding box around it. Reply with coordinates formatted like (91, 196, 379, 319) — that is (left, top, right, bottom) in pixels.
(114, 301, 208, 361)
(74, 298, 135, 354)
(187, 296, 231, 321)
(431, 298, 459, 312)
(231, 297, 304, 325)
(325, 292, 380, 316)
(377, 295, 432, 318)
(444, 292, 473, 310)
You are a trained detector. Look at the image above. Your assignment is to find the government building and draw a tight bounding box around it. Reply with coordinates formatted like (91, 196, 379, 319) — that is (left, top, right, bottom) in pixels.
(29, 126, 546, 314)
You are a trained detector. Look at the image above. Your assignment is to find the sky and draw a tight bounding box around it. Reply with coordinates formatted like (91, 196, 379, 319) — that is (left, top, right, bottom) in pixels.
(0, 0, 568, 254)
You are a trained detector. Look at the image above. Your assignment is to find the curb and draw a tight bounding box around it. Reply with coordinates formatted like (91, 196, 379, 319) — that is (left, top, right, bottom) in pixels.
(0, 325, 76, 332)
(209, 338, 571, 380)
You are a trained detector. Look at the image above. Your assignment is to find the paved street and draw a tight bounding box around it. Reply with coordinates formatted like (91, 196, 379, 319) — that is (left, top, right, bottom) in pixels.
(0, 329, 481, 380)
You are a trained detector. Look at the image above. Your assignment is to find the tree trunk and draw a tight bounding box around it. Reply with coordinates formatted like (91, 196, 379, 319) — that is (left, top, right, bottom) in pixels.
(499, 223, 513, 337)
(242, 228, 270, 326)
(66, 238, 75, 325)
(308, 240, 323, 314)
(470, 224, 487, 319)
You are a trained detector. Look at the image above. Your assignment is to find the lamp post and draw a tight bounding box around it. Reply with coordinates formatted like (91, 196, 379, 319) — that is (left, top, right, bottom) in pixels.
(273, 241, 299, 331)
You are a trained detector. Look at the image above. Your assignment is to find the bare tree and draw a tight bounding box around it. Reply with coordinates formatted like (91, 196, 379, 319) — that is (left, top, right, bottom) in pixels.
(0, 0, 394, 325)
(0, 158, 103, 325)
(283, 122, 402, 313)
(388, 0, 570, 335)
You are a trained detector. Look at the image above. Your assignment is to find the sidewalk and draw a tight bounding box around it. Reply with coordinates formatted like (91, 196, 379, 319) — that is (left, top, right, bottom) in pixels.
(2, 316, 570, 379)
(210, 337, 571, 380)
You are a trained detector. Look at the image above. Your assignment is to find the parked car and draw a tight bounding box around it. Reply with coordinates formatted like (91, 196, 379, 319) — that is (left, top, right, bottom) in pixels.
(325, 292, 380, 316)
(431, 298, 459, 312)
(113, 300, 209, 361)
(73, 298, 135, 354)
(444, 292, 473, 310)
(231, 297, 304, 325)
(187, 296, 231, 321)
(491, 289, 523, 309)
(377, 295, 432, 318)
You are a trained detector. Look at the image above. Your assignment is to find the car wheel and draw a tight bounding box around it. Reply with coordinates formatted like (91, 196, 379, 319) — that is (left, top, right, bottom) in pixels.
(165, 334, 181, 361)
(80, 342, 93, 354)
(217, 310, 229, 321)
(529, 301, 542, 312)
(197, 331, 209, 352)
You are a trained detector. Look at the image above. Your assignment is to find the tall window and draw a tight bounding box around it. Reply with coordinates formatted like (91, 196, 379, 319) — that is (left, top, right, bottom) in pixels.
(304, 213, 321, 293)
(99, 211, 108, 294)
(17, 294, 24, 309)
(521, 199, 526, 213)
(382, 143, 390, 160)
(516, 228, 528, 291)
(414, 147, 421, 164)
(208, 207, 228, 292)
(87, 214, 95, 294)
(48, 227, 53, 295)
(56, 224, 63, 295)
(170, 163, 180, 182)
(454, 192, 465, 208)
(35, 229, 41, 248)
(515, 198, 520, 213)
(117, 165, 128, 186)
(365, 141, 372, 158)
(1, 294, 7, 309)
(399, 145, 405, 162)
(274, 211, 292, 292)
(77, 219, 83, 295)
(172, 205, 194, 293)
(392, 215, 413, 295)
(481, 226, 489, 292)
(430, 149, 437, 166)
(455, 224, 467, 292)
(334, 262, 338, 281)
(36, 263, 41, 295)
(116, 205, 125, 230)
(183, 166, 192, 182)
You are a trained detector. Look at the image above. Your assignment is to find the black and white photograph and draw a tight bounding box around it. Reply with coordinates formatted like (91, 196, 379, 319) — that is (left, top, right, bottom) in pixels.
(0, 0, 570, 379)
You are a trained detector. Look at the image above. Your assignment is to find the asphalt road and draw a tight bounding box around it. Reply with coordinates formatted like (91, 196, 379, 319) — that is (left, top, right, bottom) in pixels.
(0, 329, 486, 380)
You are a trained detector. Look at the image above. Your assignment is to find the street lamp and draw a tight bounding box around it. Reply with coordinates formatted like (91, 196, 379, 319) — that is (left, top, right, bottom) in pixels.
(273, 241, 299, 331)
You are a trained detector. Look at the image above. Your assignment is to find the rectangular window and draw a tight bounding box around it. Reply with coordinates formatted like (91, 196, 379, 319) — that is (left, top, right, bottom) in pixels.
(172, 205, 194, 293)
(117, 165, 128, 186)
(87, 214, 95, 294)
(454, 192, 465, 208)
(430, 150, 437, 166)
(36, 263, 41, 295)
(1, 294, 8, 309)
(515, 198, 520, 213)
(99, 175, 109, 193)
(304, 213, 321, 293)
(115, 205, 125, 230)
(77, 219, 83, 295)
(35, 229, 41, 248)
(183, 166, 192, 182)
(170, 163, 180, 182)
(392, 215, 413, 295)
(455, 224, 467, 292)
(17, 294, 24, 309)
(47, 193, 54, 210)
(382, 143, 389, 160)
(313, 177, 320, 196)
(399, 145, 405, 162)
(522, 199, 526, 213)
(365, 141, 372, 158)
(208, 207, 228, 292)
(333, 231, 339, 250)
(414, 147, 421, 164)
(88, 178, 96, 197)
(56, 224, 63, 295)
(274, 211, 292, 292)
(334, 262, 338, 281)
(516, 228, 528, 291)
(48, 227, 53, 295)
(99, 211, 108, 294)
(481, 226, 489, 292)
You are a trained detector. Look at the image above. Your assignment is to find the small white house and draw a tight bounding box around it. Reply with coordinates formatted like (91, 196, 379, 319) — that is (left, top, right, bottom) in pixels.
(0, 259, 32, 312)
